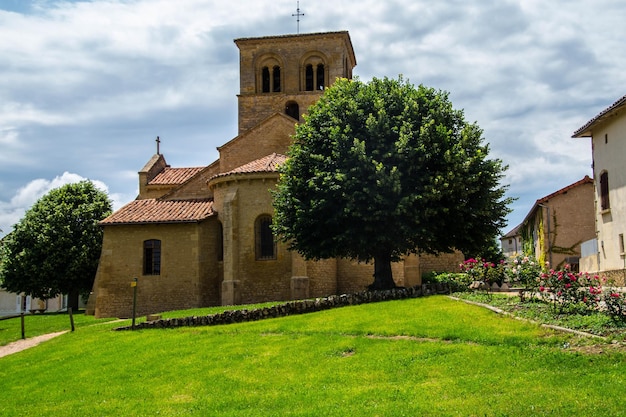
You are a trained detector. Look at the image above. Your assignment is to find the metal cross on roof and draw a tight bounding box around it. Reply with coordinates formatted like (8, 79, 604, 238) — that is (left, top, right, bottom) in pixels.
(292, 1, 304, 34)
(156, 136, 161, 155)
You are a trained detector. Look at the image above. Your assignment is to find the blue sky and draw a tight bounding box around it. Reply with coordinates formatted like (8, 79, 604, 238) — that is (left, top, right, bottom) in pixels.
(1, 0, 625, 239)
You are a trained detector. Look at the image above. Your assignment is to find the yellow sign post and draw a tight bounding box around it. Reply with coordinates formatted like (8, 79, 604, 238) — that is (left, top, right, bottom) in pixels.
(131, 278, 138, 330)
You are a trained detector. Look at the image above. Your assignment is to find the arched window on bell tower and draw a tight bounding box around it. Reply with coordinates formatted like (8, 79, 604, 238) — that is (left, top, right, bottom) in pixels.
(305, 64, 314, 91)
(316, 64, 325, 90)
(257, 55, 283, 94)
(262, 67, 271, 93)
(272, 66, 281, 92)
(301, 53, 328, 92)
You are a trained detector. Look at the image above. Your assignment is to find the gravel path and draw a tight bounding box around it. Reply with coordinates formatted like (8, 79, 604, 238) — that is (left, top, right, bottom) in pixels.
(0, 331, 68, 358)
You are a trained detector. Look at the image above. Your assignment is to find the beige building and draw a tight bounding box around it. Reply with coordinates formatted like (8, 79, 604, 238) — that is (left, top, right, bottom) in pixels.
(87, 31, 463, 319)
(500, 224, 522, 258)
(517, 176, 595, 271)
(574, 94, 626, 283)
(0, 290, 70, 316)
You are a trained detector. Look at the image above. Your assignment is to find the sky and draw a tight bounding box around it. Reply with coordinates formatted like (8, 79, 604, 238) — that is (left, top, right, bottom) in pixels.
(1, 0, 625, 239)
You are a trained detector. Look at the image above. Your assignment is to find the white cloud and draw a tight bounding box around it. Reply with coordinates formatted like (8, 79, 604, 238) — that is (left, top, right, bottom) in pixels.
(0, 172, 126, 236)
(0, 0, 624, 235)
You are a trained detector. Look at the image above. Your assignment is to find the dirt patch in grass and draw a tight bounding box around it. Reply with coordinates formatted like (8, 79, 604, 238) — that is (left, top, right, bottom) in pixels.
(0, 331, 67, 358)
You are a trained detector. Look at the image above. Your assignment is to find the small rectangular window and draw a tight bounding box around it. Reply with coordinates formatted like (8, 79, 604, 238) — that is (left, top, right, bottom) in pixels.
(144, 239, 161, 275)
(256, 216, 276, 260)
(600, 171, 610, 211)
(619, 234, 625, 256)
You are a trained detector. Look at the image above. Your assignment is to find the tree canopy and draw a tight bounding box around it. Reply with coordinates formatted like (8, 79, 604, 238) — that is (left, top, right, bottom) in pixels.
(273, 76, 512, 290)
(0, 180, 112, 306)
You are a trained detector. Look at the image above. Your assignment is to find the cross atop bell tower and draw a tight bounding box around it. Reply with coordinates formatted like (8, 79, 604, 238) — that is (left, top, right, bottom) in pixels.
(292, 1, 304, 34)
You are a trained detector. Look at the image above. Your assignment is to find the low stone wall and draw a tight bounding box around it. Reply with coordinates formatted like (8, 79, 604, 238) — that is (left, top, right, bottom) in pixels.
(114, 283, 450, 331)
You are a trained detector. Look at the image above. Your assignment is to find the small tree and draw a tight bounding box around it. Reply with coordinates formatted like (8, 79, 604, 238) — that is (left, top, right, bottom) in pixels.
(0, 180, 112, 309)
(273, 76, 512, 290)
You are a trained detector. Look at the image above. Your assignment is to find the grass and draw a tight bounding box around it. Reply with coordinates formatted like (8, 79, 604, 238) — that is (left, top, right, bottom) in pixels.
(456, 291, 626, 340)
(0, 311, 117, 346)
(1, 295, 626, 416)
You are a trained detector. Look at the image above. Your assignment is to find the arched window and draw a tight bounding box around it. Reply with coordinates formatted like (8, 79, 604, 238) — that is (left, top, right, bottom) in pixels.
(272, 66, 281, 92)
(143, 239, 161, 275)
(301, 54, 327, 91)
(285, 101, 299, 120)
(316, 64, 325, 90)
(305, 64, 314, 91)
(600, 171, 610, 210)
(262, 67, 271, 93)
(255, 215, 276, 260)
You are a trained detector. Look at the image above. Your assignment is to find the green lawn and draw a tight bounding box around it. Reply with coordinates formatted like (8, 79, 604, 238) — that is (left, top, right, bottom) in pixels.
(1, 296, 625, 416)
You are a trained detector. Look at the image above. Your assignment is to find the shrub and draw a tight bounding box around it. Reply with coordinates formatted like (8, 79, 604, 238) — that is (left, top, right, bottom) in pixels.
(505, 255, 543, 291)
(537, 266, 603, 314)
(602, 289, 626, 323)
(423, 272, 473, 292)
(459, 258, 507, 285)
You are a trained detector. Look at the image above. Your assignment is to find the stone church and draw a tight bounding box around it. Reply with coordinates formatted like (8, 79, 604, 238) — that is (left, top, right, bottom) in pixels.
(87, 31, 463, 319)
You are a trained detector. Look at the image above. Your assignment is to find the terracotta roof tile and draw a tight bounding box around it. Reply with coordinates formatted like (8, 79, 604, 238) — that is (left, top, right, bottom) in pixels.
(149, 167, 205, 185)
(536, 175, 592, 204)
(212, 153, 287, 180)
(100, 199, 214, 225)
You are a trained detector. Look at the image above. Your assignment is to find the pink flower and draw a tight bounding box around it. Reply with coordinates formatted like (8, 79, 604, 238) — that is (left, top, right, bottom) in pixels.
(611, 293, 621, 298)
(539, 286, 545, 292)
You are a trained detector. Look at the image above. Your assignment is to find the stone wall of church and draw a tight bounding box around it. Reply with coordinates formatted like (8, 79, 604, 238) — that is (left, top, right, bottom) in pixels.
(91, 220, 221, 318)
(306, 258, 339, 297)
(218, 115, 295, 173)
(418, 252, 466, 278)
(237, 93, 320, 134)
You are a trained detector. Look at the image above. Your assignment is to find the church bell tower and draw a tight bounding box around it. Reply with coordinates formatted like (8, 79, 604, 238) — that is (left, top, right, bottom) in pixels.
(234, 31, 356, 135)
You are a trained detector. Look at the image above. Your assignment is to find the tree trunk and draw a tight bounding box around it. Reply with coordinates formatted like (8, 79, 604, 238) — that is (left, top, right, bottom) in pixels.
(368, 252, 397, 291)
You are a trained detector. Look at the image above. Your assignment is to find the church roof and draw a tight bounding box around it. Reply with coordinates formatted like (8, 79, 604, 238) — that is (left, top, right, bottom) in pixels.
(148, 167, 205, 185)
(211, 153, 287, 180)
(100, 198, 214, 225)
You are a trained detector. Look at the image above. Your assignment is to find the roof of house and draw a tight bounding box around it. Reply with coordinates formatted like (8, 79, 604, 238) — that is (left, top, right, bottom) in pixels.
(148, 167, 205, 185)
(210, 153, 287, 180)
(573, 93, 626, 137)
(536, 175, 593, 204)
(100, 198, 215, 226)
(501, 224, 521, 239)
(519, 176, 593, 227)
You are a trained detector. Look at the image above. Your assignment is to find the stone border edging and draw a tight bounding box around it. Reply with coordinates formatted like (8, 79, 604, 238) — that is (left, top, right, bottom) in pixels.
(114, 283, 451, 331)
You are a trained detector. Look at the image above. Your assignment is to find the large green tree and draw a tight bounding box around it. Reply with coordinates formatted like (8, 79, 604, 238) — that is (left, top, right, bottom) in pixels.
(273, 76, 512, 290)
(0, 180, 112, 308)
